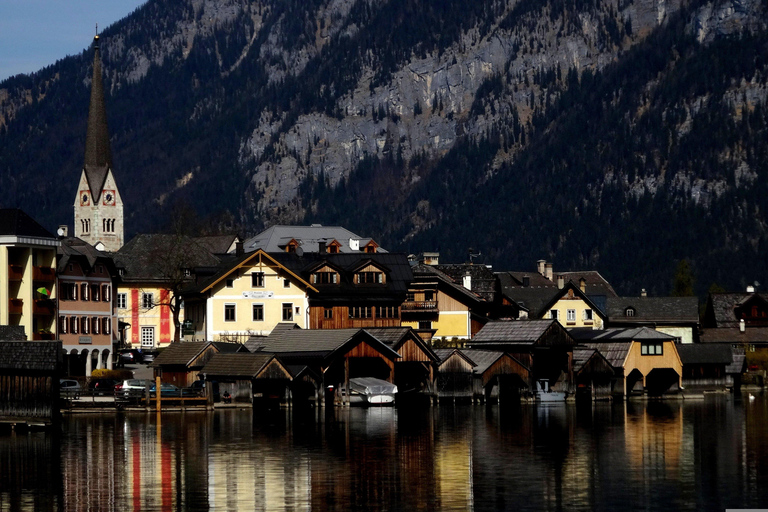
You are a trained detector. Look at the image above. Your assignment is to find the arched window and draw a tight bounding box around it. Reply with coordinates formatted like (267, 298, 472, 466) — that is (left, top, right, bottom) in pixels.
(625, 307, 635, 317)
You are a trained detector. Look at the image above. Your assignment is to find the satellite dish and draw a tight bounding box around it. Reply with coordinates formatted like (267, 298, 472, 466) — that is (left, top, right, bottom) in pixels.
(296, 246, 304, 257)
(57, 227, 66, 237)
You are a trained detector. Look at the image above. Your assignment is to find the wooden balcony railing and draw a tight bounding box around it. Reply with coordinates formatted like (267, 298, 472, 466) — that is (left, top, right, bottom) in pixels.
(401, 301, 438, 312)
(9, 298, 23, 315)
(8, 265, 23, 281)
(33, 266, 55, 282)
(33, 299, 55, 316)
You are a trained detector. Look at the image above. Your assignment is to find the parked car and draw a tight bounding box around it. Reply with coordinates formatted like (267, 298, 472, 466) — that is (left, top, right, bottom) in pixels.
(120, 379, 153, 398)
(88, 378, 119, 396)
(60, 379, 81, 399)
(150, 383, 197, 398)
(141, 351, 155, 364)
(118, 349, 146, 365)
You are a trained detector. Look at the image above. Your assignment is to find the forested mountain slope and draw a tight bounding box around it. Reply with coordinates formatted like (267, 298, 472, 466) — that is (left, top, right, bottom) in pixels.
(1, 0, 766, 295)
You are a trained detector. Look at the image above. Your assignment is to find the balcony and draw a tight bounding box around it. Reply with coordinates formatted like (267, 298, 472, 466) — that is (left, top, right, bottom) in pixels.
(8, 265, 23, 281)
(9, 298, 23, 315)
(33, 299, 55, 316)
(33, 266, 55, 282)
(401, 301, 438, 313)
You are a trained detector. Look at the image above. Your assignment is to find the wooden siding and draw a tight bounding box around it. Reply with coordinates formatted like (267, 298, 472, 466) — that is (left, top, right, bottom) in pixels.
(438, 353, 474, 373)
(309, 306, 401, 329)
(480, 355, 530, 387)
(396, 338, 433, 362)
(0, 374, 54, 421)
(257, 359, 293, 380)
(436, 290, 469, 312)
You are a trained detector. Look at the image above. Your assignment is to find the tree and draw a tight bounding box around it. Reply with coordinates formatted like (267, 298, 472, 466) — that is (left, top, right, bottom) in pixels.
(671, 259, 695, 297)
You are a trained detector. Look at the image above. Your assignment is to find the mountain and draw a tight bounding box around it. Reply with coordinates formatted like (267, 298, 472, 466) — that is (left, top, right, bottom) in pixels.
(1, 0, 767, 297)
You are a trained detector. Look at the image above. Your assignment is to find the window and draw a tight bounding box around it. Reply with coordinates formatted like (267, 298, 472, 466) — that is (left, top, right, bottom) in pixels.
(81, 283, 89, 301)
(224, 304, 236, 322)
(377, 306, 399, 318)
(313, 272, 338, 284)
(567, 309, 576, 323)
(282, 303, 293, 321)
(251, 272, 265, 288)
(142, 293, 153, 309)
(625, 308, 635, 317)
(70, 317, 79, 334)
(424, 291, 434, 302)
(102, 317, 111, 335)
(406, 292, 415, 302)
(348, 306, 372, 319)
(81, 219, 90, 234)
(90, 284, 100, 301)
(226, 278, 234, 288)
(641, 343, 663, 356)
(141, 327, 155, 348)
(59, 316, 67, 334)
(324, 307, 333, 319)
(284, 279, 290, 288)
(550, 310, 559, 320)
(584, 309, 593, 322)
(117, 293, 127, 309)
(252, 304, 264, 321)
(62, 283, 78, 301)
(91, 317, 100, 334)
(101, 284, 111, 302)
(418, 321, 432, 330)
(357, 272, 383, 284)
(81, 317, 89, 334)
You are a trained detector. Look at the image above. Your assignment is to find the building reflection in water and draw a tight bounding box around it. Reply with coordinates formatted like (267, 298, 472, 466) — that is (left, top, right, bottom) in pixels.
(5, 396, 768, 510)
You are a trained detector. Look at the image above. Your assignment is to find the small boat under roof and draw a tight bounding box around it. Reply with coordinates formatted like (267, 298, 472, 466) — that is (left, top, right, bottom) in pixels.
(342, 377, 398, 405)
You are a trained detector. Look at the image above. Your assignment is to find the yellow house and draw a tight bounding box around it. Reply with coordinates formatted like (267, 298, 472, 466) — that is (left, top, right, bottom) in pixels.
(401, 264, 490, 344)
(183, 250, 317, 341)
(543, 281, 606, 329)
(0, 209, 58, 340)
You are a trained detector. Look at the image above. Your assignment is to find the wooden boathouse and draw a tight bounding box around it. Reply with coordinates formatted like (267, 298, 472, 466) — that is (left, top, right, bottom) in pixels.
(0, 339, 62, 427)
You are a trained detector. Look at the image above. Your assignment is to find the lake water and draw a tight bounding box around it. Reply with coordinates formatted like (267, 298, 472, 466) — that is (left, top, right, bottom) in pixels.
(2, 395, 768, 511)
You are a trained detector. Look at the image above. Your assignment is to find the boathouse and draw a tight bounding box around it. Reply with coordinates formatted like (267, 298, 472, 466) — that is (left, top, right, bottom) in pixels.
(572, 347, 615, 400)
(433, 348, 476, 400)
(150, 341, 245, 387)
(200, 352, 292, 403)
(0, 340, 62, 426)
(675, 344, 737, 392)
(462, 348, 530, 402)
(365, 327, 439, 396)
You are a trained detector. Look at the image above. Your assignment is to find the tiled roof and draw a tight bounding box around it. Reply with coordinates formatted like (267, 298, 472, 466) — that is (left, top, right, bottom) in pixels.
(200, 352, 275, 378)
(572, 348, 596, 373)
(243, 225, 385, 253)
(461, 349, 528, 374)
(581, 342, 631, 368)
(433, 348, 476, 367)
(151, 342, 212, 367)
(0, 326, 26, 341)
(0, 209, 56, 239)
(675, 344, 733, 365)
(570, 327, 676, 342)
(472, 320, 557, 344)
(411, 264, 484, 304)
(705, 293, 768, 328)
(433, 264, 497, 301)
(194, 235, 240, 255)
(605, 297, 699, 323)
(0, 341, 60, 371)
(115, 234, 221, 282)
(699, 327, 768, 344)
(255, 328, 400, 360)
(365, 327, 439, 361)
(57, 236, 115, 272)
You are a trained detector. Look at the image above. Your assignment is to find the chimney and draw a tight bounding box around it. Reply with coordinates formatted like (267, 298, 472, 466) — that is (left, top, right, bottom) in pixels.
(522, 275, 530, 287)
(557, 275, 564, 289)
(463, 274, 472, 291)
(537, 260, 546, 276)
(319, 241, 326, 253)
(641, 288, 647, 297)
(545, 263, 553, 282)
(747, 285, 755, 293)
(236, 241, 244, 256)
(579, 278, 586, 293)
(740, 318, 746, 333)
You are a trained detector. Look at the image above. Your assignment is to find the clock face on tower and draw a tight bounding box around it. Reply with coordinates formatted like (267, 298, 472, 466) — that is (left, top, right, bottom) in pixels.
(80, 191, 90, 206)
(103, 190, 116, 205)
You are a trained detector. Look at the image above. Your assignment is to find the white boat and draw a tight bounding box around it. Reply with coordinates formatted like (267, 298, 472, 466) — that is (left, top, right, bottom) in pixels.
(341, 377, 398, 405)
(535, 379, 566, 402)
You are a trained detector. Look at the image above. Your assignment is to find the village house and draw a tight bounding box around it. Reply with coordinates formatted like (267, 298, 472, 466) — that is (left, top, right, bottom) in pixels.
(0, 209, 59, 341)
(57, 235, 119, 375)
(242, 224, 383, 254)
(150, 340, 245, 388)
(605, 294, 700, 343)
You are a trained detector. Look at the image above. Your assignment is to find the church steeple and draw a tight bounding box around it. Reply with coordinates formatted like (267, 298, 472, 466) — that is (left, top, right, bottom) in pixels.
(73, 34, 124, 253)
(83, 34, 112, 201)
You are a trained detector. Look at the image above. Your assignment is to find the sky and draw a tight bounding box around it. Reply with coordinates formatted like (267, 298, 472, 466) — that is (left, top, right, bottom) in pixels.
(0, 0, 147, 82)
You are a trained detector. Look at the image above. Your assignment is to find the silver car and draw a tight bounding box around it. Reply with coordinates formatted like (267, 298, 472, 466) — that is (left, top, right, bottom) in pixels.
(120, 379, 152, 398)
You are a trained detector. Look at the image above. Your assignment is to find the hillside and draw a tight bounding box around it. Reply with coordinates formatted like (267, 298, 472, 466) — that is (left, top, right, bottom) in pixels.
(1, 0, 767, 296)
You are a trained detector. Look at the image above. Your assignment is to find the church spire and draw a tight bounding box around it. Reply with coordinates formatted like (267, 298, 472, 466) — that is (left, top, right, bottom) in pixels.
(83, 34, 112, 199)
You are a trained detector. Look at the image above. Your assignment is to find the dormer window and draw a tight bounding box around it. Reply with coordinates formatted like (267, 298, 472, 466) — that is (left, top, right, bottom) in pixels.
(357, 271, 383, 284)
(625, 307, 635, 317)
(328, 241, 341, 254)
(363, 241, 378, 253)
(285, 239, 299, 253)
(313, 271, 338, 284)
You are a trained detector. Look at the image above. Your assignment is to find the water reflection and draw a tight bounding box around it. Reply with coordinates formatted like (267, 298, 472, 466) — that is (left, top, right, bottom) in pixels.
(2, 397, 768, 511)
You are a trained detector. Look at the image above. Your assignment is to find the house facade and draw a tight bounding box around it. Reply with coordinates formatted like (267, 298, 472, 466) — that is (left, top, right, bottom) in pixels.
(605, 296, 700, 343)
(0, 209, 59, 340)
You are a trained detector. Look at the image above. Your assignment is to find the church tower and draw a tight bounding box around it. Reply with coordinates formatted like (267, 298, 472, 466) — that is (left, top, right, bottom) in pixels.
(73, 34, 124, 252)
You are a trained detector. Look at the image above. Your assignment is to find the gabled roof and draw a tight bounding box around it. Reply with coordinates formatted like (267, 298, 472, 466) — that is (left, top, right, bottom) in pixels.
(83, 36, 113, 201)
(0, 209, 56, 240)
(433, 348, 477, 367)
(581, 342, 631, 368)
(243, 225, 386, 254)
(254, 328, 400, 361)
(675, 344, 733, 365)
(411, 263, 485, 305)
(0, 341, 61, 371)
(605, 297, 699, 324)
(433, 263, 497, 302)
(569, 327, 677, 342)
(471, 319, 562, 345)
(57, 236, 116, 272)
(704, 293, 768, 328)
(114, 234, 221, 282)
(151, 341, 215, 367)
(460, 349, 530, 374)
(200, 352, 278, 378)
(539, 281, 608, 319)
(194, 235, 240, 255)
(364, 327, 439, 362)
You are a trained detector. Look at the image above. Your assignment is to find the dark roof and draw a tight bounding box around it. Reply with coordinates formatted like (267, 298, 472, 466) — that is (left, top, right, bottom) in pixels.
(728, 348, 746, 374)
(57, 236, 115, 272)
(411, 264, 485, 305)
(83, 36, 112, 201)
(433, 348, 477, 367)
(194, 235, 240, 255)
(705, 293, 768, 328)
(210, 342, 246, 353)
(433, 263, 497, 302)
(364, 327, 439, 361)
(0, 326, 26, 341)
(115, 234, 221, 282)
(151, 342, 213, 367)
(581, 342, 631, 368)
(699, 327, 768, 344)
(572, 348, 597, 373)
(255, 328, 400, 360)
(675, 344, 733, 365)
(0, 341, 61, 371)
(569, 327, 676, 342)
(472, 320, 558, 344)
(200, 352, 275, 378)
(0, 209, 56, 239)
(243, 225, 385, 253)
(459, 349, 528, 374)
(605, 297, 699, 323)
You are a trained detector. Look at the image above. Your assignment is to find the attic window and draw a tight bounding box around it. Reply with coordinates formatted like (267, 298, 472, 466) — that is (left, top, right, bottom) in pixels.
(357, 271, 383, 284)
(285, 241, 298, 253)
(313, 271, 338, 284)
(363, 241, 378, 253)
(625, 308, 635, 317)
(641, 342, 663, 355)
(328, 243, 340, 254)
